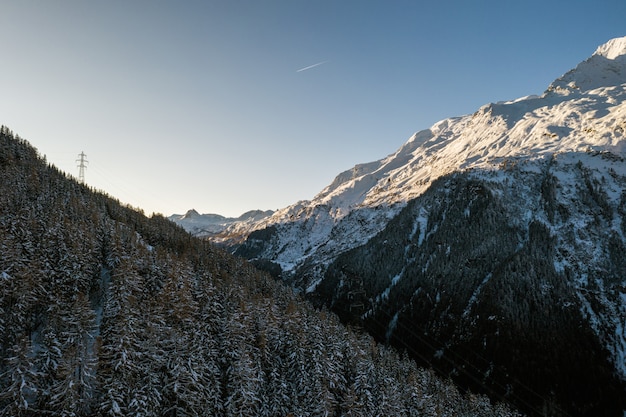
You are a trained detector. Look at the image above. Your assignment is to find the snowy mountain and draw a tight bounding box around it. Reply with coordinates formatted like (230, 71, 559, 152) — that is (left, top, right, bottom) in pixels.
(217, 36, 626, 280)
(168, 208, 273, 237)
(177, 36, 626, 416)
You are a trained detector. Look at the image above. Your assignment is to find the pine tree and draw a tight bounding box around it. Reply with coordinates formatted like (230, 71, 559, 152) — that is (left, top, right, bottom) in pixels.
(96, 256, 148, 416)
(0, 335, 40, 416)
(49, 293, 97, 416)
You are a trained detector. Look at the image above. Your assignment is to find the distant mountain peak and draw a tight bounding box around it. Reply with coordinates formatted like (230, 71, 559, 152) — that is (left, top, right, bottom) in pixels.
(170, 209, 274, 238)
(182, 208, 200, 219)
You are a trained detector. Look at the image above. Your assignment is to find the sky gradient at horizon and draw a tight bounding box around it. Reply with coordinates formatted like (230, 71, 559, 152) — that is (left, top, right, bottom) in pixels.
(1, 1, 625, 217)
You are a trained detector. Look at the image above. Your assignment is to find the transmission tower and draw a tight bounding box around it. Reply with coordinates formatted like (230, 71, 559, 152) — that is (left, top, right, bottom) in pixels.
(76, 151, 88, 183)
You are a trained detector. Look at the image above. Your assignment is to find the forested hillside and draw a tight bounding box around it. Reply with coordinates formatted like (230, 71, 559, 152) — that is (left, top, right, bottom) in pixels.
(314, 161, 626, 417)
(0, 127, 520, 416)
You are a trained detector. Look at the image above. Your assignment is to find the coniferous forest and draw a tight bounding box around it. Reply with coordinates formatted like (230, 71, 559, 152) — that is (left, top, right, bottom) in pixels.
(315, 174, 626, 417)
(0, 128, 521, 416)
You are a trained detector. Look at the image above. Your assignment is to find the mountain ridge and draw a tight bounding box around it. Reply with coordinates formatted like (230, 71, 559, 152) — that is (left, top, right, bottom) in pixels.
(176, 36, 626, 274)
(176, 35, 626, 226)
(169, 208, 274, 237)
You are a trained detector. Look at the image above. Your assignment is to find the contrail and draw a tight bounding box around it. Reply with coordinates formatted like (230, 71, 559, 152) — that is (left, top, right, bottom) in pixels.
(296, 60, 329, 72)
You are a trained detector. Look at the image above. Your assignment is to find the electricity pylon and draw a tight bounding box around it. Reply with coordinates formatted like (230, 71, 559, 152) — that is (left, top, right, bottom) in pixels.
(76, 151, 88, 183)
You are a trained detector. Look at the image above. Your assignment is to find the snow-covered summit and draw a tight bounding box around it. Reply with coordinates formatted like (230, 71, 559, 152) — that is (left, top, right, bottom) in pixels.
(313, 36, 626, 211)
(594, 35, 626, 60)
(307, 39, 626, 214)
(548, 36, 626, 94)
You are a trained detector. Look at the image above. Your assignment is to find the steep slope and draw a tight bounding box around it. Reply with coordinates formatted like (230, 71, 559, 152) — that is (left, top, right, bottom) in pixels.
(211, 37, 626, 416)
(0, 129, 518, 416)
(316, 158, 626, 416)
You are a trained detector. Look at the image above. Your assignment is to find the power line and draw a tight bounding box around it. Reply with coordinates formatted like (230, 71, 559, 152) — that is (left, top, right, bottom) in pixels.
(76, 151, 88, 183)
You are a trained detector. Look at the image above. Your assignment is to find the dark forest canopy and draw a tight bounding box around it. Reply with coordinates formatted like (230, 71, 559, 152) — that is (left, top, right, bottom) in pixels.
(0, 127, 520, 416)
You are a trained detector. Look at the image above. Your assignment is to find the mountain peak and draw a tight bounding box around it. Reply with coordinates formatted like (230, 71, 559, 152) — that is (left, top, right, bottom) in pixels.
(593, 35, 626, 60)
(547, 36, 626, 94)
(182, 208, 200, 219)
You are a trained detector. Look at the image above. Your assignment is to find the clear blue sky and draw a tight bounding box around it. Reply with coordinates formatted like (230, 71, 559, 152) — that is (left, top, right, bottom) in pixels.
(1, 1, 624, 217)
